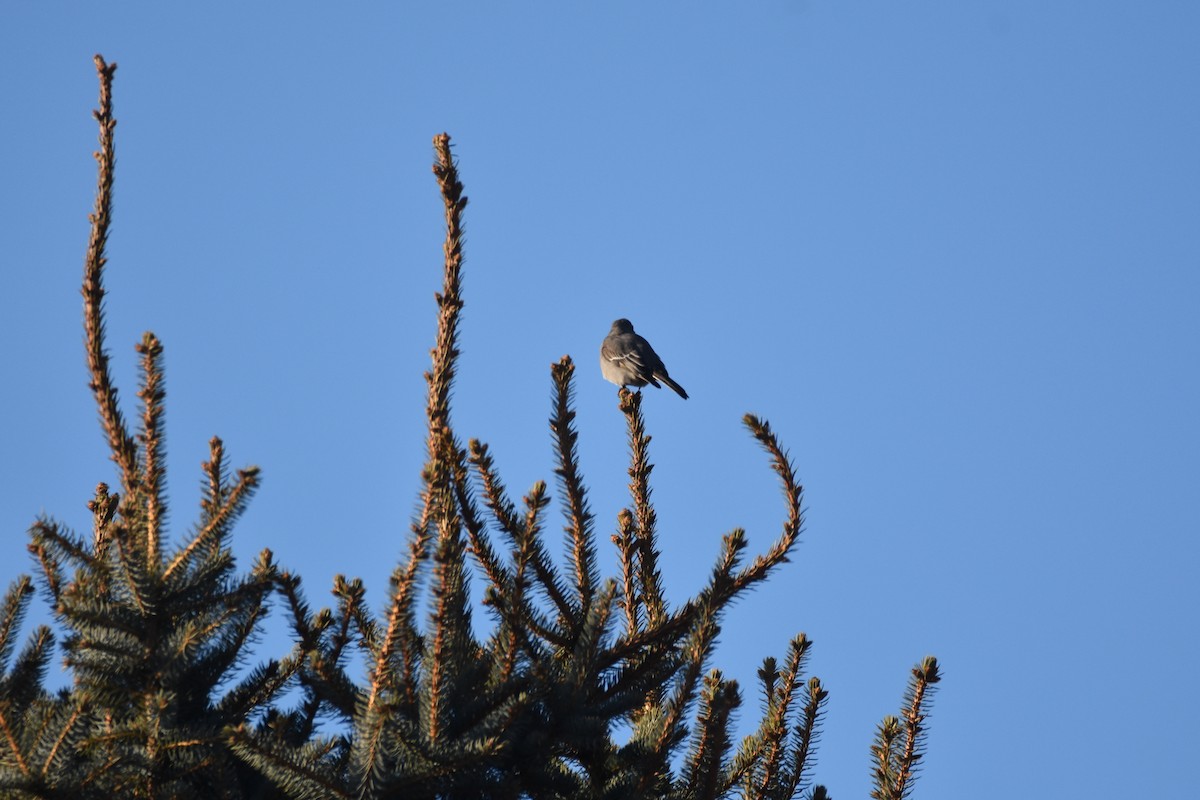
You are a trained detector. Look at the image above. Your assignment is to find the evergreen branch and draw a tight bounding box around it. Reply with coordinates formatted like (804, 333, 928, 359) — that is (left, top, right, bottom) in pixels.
(427, 132, 466, 436)
(469, 440, 525, 541)
(722, 706, 771, 796)
(135, 332, 167, 566)
(175, 577, 276, 691)
(420, 294, 469, 742)
(889, 657, 941, 800)
(28, 521, 95, 575)
(782, 676, 827, 799)
(158, 547, 237, 615)
(755, 635, 812, 798)
(551, 356, 599, 617)
(471, 443, 575, 628)
(406, 140, 472, 745)
(477, 583, 525, 683)
(347, 702, 390, 799)
(494, 610, 521, 687)
(869, 658, 943, 800)
(870, 716, 903, 800)
(464, 439, 538, 676)
(363, 513, 428, 726)
(455, 442, 512, 594)
(504, 503, 564, 652)
(157, 735, 220, 752)
(229, 725, 353, 800)
(89, 482, 119, 559)
(40, 698, 90, 781)
(630, 605, 719, 797)
(2, 627, 53, 721)
(441, 678, 529, 758)
(517, 482, 575, 641)
(681, 670, 739, 800)
(321, 583, 355, 666)
(426, 496, 475, 743)
(631, 536, 750, 774)
(619, 388, 667, 627)
(594, 644, 682, 716)
(614, 509, 641, 637)
(470, 441, 523, 542)
(374, 733, 508, 797)
(367, 507, 429, 718)
(481, 585, 551, 685)
(27, 545, 64, 610)
(656, 599, 722, 763)
(333, 575, 377, 656)
(78, 708, 120, 787)
(302, 662, 360, 732)
(713, 416, 804, 605)
(661, 528, 756, 740)
(273, 567, 328, 668)
(163, 459, 260, 581)
(622, 703, 679, 797)
(110, 522, 151, 617)
(0, 705, 31, 778)
(563, 579, 618, 688)
(219, 651, 307, 726)
(602, 600, 697, 671)
(604, 526, 746, 672)
(0, 577, 35, 674)
(456, 458, 541, 684)
(379, 134, 471, 715)
(286, 589, 361, 733)
(82, 55, 140, 494)
(200, 436, 225, 520)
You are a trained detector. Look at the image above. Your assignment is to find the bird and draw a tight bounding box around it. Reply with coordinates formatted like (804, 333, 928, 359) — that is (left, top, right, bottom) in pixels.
(600, 318, 688, 399)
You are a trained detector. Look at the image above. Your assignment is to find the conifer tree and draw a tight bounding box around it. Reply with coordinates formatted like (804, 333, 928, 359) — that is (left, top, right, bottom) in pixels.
(1, 56, 942, 800)
(228, 133, 943, 800)
(5, 56, 302, 799)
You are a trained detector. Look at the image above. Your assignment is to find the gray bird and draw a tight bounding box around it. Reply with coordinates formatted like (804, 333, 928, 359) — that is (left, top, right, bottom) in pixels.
(600, 318, 688, 399)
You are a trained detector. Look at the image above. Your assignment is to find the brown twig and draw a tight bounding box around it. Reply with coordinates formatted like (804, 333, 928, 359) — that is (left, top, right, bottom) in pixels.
(89, 481, 119, 557)
(162, 463, 259, 581)
(619, 388, 666, 626)
(136, 332, 166, 564)
(893, 657, 941, 799)
(550, 356, 598, 615)
(427, 132, 466, 439)
(717, 415, 804, 602)
(613, 509, 640, 637)
(82, 55, 139, 493)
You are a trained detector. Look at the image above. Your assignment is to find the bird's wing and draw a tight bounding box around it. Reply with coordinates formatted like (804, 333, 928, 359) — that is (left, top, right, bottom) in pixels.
(602, 337, 648, 371)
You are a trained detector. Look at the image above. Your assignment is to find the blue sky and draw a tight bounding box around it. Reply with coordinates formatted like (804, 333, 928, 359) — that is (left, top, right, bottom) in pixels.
(3, 2, 1199, 797)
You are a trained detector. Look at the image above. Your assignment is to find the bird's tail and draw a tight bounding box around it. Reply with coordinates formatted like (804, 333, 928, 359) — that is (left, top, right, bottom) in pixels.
(658, 374, 688, 400)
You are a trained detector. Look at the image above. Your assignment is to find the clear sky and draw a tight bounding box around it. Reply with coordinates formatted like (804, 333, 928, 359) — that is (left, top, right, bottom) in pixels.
(3, 2, 1198, 797)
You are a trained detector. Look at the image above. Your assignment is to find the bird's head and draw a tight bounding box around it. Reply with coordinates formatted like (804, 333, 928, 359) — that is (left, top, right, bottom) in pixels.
(611, 319, 635, 334)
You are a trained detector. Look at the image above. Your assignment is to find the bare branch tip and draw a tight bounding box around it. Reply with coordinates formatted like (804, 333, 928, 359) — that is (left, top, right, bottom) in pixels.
(742, 413, 770, 437)
(618, 387, 640, 414)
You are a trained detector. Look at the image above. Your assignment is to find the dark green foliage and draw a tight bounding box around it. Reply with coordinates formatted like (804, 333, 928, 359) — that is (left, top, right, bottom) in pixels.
(0, 576, 88, 799)
(0, 57, 942, 800)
